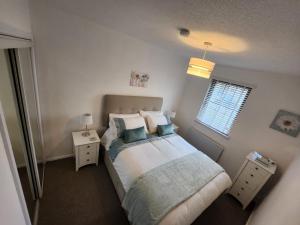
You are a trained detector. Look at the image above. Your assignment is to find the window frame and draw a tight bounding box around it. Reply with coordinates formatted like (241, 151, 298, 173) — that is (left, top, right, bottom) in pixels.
(195, 77, 253, 138)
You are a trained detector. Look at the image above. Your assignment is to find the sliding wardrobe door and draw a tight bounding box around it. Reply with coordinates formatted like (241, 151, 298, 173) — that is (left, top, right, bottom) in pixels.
(8, 48, 43, 197)
(16, 48, 43, 165)
(0, 49, 36, 221)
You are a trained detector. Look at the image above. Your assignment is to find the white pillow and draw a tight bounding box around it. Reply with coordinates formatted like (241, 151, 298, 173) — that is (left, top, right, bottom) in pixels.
(109, 113, 140, 131)
(123, 116, 149, 133)
(109, 113, 139, 120)
(101, 125, 117, 150)
(146, 114, 169, 133)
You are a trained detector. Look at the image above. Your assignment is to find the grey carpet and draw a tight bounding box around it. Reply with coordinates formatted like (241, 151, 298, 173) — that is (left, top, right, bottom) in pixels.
(38, 158, 251, 225)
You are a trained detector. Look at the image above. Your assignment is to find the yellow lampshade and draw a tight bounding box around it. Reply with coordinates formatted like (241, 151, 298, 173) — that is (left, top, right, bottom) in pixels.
(187, 57, 215, 79)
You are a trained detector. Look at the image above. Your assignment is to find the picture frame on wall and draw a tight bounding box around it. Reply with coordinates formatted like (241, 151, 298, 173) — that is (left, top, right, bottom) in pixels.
(130, 71, 150, 88)
(270, 110, 300, 137)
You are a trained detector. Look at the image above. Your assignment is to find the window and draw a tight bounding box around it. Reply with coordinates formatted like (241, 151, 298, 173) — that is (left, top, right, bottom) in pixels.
(197, 79, 252, 137)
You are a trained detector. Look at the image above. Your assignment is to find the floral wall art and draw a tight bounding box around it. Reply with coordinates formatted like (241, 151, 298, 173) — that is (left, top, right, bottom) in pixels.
(130, 71, 150, 88)
(270, 110, 300, 137)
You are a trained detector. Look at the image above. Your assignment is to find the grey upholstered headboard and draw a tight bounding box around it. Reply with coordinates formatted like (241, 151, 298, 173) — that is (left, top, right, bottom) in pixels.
(102, 95, 163, 127)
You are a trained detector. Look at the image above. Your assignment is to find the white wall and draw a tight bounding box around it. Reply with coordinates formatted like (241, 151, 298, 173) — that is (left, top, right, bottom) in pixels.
(29, 1, 187, 159)
(0, 0, 32, 38)
(247, 153, 300, 225)
(176, 65, 300, 180)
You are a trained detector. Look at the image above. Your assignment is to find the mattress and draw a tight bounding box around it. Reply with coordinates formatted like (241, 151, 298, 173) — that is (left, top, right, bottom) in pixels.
(104, 134, 232, 225)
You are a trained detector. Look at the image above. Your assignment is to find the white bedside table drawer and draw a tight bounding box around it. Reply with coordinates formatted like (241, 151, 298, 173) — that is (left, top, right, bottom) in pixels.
(79, 143, 97, 153)
(79, 153, 96, 167)
(79, 146, 96, 160)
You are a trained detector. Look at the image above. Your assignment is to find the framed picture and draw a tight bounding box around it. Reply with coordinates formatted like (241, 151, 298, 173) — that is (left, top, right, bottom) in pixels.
(270, 110, 300, 137)
(130, 71, 150, 88)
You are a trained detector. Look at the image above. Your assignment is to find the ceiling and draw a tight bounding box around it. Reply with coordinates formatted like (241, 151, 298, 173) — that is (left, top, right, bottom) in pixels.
(48, 0, 300, 76)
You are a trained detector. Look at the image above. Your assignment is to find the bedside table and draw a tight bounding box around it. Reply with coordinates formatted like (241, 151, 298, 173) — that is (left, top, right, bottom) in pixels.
(228, 152, 276, 209)
(72, 130, 100, 171)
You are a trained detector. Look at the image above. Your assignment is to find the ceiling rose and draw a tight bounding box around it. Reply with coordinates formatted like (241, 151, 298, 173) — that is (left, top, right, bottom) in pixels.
(179, 31, 248, 53)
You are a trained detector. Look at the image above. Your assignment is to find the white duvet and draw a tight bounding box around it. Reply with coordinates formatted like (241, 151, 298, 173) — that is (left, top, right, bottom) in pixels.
(107, 134, 232, 225)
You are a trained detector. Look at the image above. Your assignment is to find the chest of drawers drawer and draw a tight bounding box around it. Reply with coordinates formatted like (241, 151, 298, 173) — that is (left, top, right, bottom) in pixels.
(230, 181, 252, 204)
(242, 161, 268, 178)
(237, 162, 268, 191)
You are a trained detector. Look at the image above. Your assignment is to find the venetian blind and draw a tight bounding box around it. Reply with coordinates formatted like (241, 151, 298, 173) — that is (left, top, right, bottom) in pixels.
(197, 79, 252, 136)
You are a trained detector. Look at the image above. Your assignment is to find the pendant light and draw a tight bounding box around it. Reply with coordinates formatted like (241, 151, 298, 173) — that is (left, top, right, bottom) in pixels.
(187, 42, 215, 79)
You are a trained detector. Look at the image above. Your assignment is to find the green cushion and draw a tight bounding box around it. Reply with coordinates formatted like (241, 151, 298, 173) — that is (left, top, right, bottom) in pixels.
(123, 126, 147, 143)
(157, 124, 174, 136)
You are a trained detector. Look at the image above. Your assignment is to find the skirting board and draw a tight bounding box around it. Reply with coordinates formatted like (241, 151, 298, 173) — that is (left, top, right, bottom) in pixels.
(17, 154, 74, 167)
(46, 153, 74, 162)
(17, 160, 43, 168)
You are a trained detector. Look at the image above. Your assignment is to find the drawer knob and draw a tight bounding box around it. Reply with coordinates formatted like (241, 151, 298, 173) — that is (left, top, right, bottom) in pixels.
(241, 187, 244, 191)
(87, 145, 90, 148)
(245, 181, 249, 184)
(86, 152, 90, 155)
(255, 167, 259, 170)
(86, 159, 90, 162)
(237, 192, 240, 196)
(250, 174, 254, 177)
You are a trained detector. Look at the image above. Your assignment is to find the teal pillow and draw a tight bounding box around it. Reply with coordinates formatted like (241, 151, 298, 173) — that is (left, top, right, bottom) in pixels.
(157, 124, 174, 136)
(123, 126, 147, 143)
(113, 118, 126, 137)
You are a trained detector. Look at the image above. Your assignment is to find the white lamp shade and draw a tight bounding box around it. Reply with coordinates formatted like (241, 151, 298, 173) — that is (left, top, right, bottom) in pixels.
(82, 113, 93, 125)
(166, 111, 176, 119)
(187, 57, 215, 79)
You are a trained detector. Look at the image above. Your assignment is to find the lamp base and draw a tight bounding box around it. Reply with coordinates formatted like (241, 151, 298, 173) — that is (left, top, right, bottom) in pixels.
(81, 131, 90, 137)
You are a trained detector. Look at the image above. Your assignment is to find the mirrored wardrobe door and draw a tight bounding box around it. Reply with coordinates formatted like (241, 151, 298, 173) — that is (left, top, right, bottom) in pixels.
(0, 47, 43, 223)
(0, 49, 36, 219)
(15, 48, 44, 196)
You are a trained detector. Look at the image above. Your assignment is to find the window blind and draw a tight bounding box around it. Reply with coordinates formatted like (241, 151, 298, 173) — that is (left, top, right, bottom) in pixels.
(197, 79, 252, 136)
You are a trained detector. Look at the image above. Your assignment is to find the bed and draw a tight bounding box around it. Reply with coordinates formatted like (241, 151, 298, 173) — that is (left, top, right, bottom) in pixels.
(102, 95, 232, 225)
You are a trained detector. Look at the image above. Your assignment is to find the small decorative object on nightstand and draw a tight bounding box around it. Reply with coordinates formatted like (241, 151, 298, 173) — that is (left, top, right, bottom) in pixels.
(81, 113, 93, 137)
(166, 110, 176, 122)
(228, 151, 276, 209)
(72, 130, 100, 171)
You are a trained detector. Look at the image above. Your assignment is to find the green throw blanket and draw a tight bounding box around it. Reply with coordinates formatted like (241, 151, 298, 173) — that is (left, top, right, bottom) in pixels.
(122, 151, 224, 225)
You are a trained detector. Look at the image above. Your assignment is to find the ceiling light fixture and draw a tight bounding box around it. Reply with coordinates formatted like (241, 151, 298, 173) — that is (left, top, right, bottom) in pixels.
(187, 41, 215, 79)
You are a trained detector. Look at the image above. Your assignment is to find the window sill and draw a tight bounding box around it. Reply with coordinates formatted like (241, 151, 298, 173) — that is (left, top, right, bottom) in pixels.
(194, 119, 230, 140)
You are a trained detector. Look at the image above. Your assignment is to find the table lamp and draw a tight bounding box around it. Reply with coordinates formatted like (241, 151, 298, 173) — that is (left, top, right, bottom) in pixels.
(81, 113, 93, 137)
(166, 111, 176, 121)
